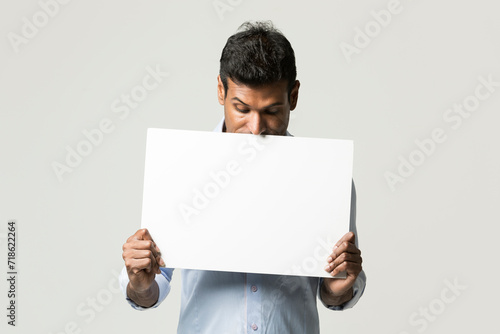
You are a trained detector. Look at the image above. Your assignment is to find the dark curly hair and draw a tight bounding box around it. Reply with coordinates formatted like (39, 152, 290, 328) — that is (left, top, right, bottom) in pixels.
(219, 21, 297, 100)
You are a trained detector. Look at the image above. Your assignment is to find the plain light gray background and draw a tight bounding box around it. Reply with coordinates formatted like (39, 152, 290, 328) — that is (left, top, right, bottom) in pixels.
(1, 0, 499, 333)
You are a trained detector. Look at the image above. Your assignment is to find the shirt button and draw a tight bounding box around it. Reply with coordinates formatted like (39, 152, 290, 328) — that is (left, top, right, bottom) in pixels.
(251, 285, 258, 292)
(251, 323, 258, 331)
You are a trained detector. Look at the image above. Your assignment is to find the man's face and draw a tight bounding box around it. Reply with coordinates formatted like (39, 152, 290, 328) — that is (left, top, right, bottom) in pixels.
(217, 76, 300, 136)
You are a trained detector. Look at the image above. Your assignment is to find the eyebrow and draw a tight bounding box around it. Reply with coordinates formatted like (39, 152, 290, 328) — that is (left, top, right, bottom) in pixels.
(231, 97, 283, 109)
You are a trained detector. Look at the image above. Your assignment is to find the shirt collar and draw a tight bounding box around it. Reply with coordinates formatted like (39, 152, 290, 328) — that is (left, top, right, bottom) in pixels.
(213, 116, 293, 137)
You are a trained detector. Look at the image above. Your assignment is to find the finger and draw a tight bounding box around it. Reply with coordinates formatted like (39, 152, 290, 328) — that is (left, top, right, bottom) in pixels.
(325, 260, 362, 276)
(326, 243, 360, 265)
(333, 252, 362, 267)
(157, 255, 166, 267)
(330, 261, 362, 277)
(124, 249, 157, 261)
(334, 232, 355, 249)
(153, 244, 165, 266)
(127, 239, 160, 256)
(125, 257, 155, 274)
(124, 248, 159, 272)
(125, 240, 163, 270)
(124, 229, 164, 271)
(141, 244, 160, 274)
(136, 228, 154, 241)
(149, 246, 165, 269)
(137, 230, 163, 269)
(325, 252, 362, 272)
(140, 228, 155, 241)
(127, 228, 154, 243)
(325, 233, 356, 263)
(127, 228, 148, 243)
(324, 252, 362, 271)
(124, 239, 165, 271)
(331, 241, 360, 259)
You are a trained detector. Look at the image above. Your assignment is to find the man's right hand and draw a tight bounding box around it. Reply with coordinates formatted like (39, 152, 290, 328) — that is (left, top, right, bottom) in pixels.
(122, 228, 165, 307)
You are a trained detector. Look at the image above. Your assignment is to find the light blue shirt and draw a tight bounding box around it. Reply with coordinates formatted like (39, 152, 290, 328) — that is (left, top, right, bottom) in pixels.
(119, 116, 366, 333)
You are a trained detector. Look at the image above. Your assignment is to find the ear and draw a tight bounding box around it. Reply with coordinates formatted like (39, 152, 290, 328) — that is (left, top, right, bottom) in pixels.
(289, 80, 300, 111)
(217, 75, 225, 105)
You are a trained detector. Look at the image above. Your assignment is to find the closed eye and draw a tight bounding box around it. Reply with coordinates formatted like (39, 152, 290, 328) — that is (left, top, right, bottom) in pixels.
(266, 109, 280, 114)
(235, 106, 250, 113)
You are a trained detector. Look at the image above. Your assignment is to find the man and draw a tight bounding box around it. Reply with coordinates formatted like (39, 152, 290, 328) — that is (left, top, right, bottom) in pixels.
(120, 21, 366, 333)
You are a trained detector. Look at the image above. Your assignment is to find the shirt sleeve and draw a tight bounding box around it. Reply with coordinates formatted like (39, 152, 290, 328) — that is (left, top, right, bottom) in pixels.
(119, 266, 174, 310)
(318, 270, 367, 311)
(318, 180, 367, 310)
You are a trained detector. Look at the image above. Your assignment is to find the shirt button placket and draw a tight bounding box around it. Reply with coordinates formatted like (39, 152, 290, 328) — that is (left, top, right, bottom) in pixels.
(247, 274, 262, 333)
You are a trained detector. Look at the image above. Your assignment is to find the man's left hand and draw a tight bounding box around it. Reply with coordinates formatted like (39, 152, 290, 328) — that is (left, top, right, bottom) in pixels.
(322, 232, 363, 305)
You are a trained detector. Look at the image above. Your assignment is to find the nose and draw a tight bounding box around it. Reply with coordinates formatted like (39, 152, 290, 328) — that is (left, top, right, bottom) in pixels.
(248, 111, 266, 135)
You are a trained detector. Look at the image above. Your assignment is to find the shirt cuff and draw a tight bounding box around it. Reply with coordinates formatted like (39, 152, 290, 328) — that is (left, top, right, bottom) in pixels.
(119, 266, 174, 310)
(318, 270, 366, 311)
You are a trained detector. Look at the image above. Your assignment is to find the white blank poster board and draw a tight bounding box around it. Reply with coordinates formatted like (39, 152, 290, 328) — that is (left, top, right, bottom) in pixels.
(141, 128, 353, 278)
